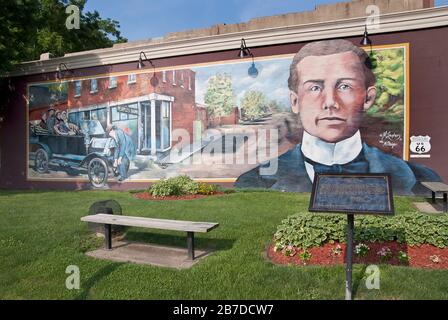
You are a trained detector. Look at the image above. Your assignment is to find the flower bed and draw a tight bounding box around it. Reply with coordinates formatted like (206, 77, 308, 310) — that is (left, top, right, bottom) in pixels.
(269, 211, 448, 269)
(267, 241, 448, 269)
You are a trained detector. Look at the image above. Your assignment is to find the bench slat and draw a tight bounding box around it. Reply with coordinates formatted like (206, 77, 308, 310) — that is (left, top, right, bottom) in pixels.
(421, 182, 448, 192)
(81, 214, 219, 233)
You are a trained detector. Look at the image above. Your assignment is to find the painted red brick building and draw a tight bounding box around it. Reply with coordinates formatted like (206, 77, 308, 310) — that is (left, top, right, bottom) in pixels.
(31, 69, 205, 156)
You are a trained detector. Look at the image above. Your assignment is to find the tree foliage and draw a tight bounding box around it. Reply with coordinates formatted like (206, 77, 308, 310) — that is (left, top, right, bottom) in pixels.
(367, 48, 405, 122)
(240, 90, 268, 121)
(204, 73, 235, 117)
(0, 0, 127, 74)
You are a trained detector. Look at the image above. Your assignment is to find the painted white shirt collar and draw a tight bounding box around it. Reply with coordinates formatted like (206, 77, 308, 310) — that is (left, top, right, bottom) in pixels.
(301, 130, 363, 181)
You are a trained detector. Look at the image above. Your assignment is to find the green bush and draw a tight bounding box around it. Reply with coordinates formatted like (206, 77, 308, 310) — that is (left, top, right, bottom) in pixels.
(274, 212, 448, 249)
(149, 175, 198, 197)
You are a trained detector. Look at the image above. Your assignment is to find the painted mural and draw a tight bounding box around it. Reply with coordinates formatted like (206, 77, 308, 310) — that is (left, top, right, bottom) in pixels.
(27, 39, 441, 194)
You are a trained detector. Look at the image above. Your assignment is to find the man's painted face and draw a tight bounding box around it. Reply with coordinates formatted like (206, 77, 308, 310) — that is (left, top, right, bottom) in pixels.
(290, 51, 376, 143)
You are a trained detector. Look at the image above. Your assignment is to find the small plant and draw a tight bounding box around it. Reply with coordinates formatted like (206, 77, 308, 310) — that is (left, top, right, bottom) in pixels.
(283, 244, 296, 257)
(397, 251, 410, 265)
(331, 244, 343, 257)
(149, 178, 181, 197)
(197, 182, 218, 195)
(429, 255, 441, 264)
(355, 243, 370, 257)
(149, 175, 198, 197)
(377, 246, 393, 263)
(273, 242, 284, 252)
(299, 250, 312, 265)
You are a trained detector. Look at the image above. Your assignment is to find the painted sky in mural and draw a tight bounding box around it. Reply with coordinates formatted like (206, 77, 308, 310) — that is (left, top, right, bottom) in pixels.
(194, 58, 291, 110)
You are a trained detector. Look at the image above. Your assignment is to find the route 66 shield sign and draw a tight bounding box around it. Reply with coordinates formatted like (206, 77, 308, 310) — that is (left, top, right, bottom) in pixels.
(410, 135, 431, 154)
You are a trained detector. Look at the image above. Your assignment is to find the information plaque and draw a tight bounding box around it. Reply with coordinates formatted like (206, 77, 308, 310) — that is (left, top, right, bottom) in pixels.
(309, 173, 394, 215)
(307, 173, 395, 300)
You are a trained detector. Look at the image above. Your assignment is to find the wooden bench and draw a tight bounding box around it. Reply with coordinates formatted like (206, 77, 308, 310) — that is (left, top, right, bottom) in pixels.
(421, 182, 448, 213)
(81, 214, 219, 260)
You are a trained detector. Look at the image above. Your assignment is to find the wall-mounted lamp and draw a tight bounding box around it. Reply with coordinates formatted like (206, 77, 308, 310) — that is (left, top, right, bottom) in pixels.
(360, 25, 377, 69)
(56, 63, 72, 80)
(138, 51, 159, 87)
(238, 38, 259, 78)
(360, 25, 372, 46)
(238, 38, 251, 58)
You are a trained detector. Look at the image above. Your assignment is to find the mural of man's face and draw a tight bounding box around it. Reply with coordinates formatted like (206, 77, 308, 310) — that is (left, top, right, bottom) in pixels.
(290, 51, 377, 143)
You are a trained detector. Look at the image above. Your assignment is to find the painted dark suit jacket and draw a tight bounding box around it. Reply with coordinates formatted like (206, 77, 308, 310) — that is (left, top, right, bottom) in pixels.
(235, 143, 441, 195)
(113, 129, 136, 161)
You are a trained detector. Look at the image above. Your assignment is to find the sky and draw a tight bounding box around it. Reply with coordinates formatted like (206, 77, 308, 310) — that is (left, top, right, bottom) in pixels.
(84, 0, 448, 41)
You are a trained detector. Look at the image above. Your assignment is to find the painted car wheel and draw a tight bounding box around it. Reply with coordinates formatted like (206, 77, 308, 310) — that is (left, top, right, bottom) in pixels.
(88, 157, 108, 188)
(35, 148, 49, 173)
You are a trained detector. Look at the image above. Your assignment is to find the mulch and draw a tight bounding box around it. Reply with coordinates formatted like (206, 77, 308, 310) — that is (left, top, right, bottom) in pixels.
(267, 241, 448, 269)
(134, 191, 225, 201)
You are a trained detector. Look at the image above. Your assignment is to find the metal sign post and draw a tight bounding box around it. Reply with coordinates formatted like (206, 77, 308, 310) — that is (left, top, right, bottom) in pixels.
(345, 214, 354, 300)
(309, 173, 395, 301)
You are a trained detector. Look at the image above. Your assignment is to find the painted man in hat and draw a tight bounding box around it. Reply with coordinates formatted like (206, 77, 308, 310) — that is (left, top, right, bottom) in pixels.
(46, 107, 56, 134)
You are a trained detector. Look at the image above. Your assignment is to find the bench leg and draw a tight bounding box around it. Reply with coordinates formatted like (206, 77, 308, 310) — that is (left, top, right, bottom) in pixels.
(444, 193, 447, 213)
(187, 232, 195, 260)
(432, 191, 436, 204)
(105, 224, 112, 250)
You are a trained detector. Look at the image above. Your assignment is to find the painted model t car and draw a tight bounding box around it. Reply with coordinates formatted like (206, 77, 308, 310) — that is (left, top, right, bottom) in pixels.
(30, 120, 118, 188)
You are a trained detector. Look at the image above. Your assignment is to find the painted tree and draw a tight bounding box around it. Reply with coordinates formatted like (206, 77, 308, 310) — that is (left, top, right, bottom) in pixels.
(267, 100, 284, 113)
(204, 73, 235, 117)
(367, 48, 405, 122)
(240, 90, 268, 121)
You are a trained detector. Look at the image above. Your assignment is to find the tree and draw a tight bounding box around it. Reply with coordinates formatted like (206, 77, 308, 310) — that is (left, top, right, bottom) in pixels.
(0, 0, 127, 75)
(0, 0, 39, 74)
(0, 0, 127, 121)
(204, 73, 235, 118)
(267, 100, 284, 113)
(240, 90, 268, 121)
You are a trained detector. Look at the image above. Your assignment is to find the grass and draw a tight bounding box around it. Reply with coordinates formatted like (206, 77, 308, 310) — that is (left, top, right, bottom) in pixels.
(0, 189, 447, 300)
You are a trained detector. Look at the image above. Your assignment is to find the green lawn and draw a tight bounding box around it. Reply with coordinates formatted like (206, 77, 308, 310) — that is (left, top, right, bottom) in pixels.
(0, 190, 447, 300)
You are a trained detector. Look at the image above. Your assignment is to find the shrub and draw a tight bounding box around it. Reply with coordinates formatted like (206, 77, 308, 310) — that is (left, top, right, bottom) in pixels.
(149, 175, 198, 197)
(274, 212, 448, 249)
(149, 179, 182, 197)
